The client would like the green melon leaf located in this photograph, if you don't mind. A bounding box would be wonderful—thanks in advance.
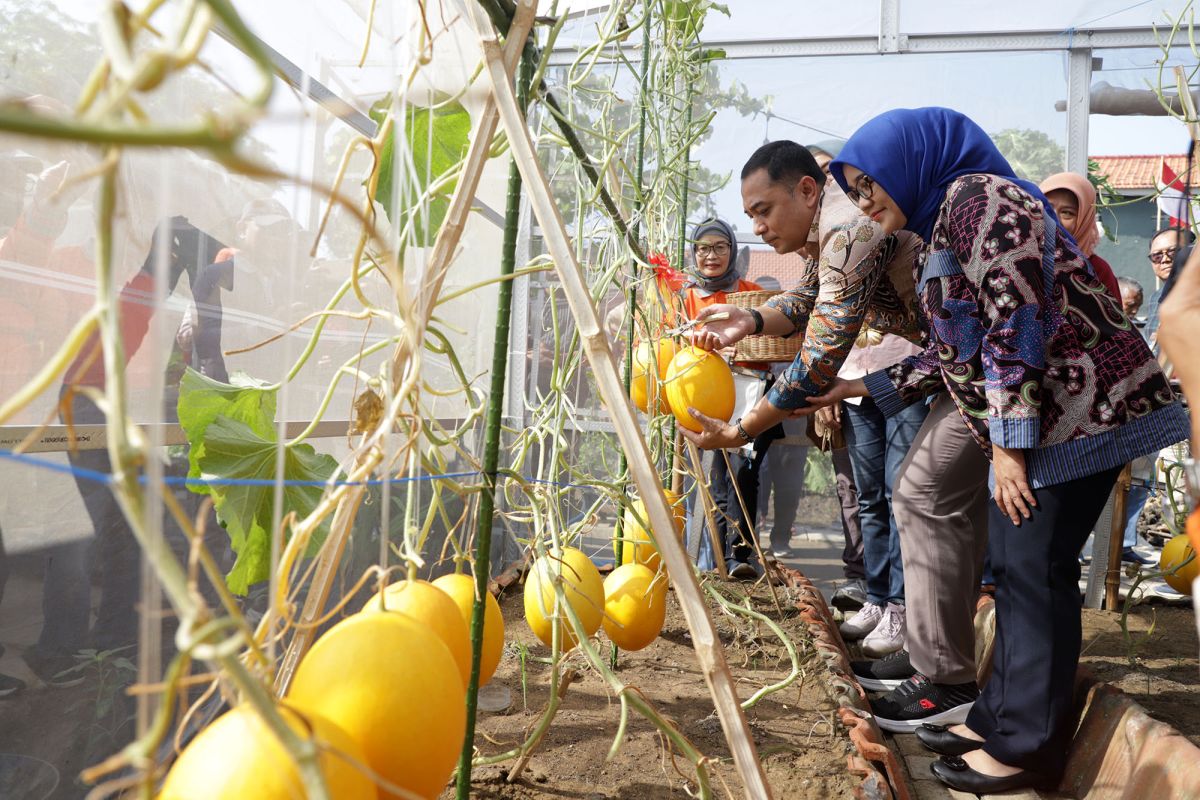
[176,368,277,495]
[195,416,339,594]
[368,97,472,245]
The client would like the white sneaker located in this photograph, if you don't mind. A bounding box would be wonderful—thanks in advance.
[839,602,884,640]
[862,602,906,658]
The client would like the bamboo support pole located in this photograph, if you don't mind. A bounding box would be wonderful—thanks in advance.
[719,450,784,616]
[271,0,535,705]
[1105,463,1133,611]
[416,1,535,328]
[455,4,536,795]
[688,440,728,580]
[273,483,367,693]
[613,0,654,603]
[476,22,772,799]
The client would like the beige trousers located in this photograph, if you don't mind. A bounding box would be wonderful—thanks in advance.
[893,393,991,684]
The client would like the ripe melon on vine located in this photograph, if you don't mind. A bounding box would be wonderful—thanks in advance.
[431,572,505,686]
[663,346,735,432]
[630,338,679,414]
[1160,533,1199,594]
[359,579,471,687]
[615,492,686,572]
[159,704,377,800]
[287,612,465,800]
[524,546,604,649]
[603,563,668,651]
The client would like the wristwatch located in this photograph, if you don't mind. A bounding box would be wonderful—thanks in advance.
[734,417,754,443]
[749,308,764,335]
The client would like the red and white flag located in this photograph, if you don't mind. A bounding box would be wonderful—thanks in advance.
[1156,159,1192,228]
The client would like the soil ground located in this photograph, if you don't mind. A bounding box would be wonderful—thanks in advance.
[0,517,1194,798]
[450,576,862,800]
[1077,602,1200,746]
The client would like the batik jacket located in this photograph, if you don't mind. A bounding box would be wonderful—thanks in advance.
[863,173,1188,487]
[763,178,925,408]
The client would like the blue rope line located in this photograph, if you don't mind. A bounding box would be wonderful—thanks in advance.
[0,448,602,492]
[0,448,483,489]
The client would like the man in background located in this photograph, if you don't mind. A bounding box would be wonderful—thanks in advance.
[1144,227,1194,346]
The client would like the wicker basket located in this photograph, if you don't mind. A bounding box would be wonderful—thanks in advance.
[727,290,801,362]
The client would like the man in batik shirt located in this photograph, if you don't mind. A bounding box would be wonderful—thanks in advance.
[683,140,923,444]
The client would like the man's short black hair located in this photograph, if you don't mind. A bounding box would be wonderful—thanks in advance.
[740,140,826,189]
[1151,226,1195,246]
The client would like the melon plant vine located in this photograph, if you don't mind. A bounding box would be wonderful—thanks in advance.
[0,0,797,797]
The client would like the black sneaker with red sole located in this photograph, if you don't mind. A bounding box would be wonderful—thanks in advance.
[870,674,979,732]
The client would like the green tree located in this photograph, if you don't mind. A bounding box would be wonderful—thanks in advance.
[990,128,1066,183]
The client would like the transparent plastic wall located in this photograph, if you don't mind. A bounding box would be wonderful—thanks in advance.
[0,1,509,795]
[691,49,1070,247]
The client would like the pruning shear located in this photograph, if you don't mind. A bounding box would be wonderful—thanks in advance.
[662,311,731,338]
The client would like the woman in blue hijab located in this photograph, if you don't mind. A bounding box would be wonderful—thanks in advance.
[805,108,1189,792]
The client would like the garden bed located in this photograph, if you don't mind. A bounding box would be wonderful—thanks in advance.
[455,574,866,799]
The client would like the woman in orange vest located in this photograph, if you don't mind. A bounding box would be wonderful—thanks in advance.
[680,218,778,578]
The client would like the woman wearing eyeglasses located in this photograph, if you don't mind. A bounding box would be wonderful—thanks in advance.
[808,107,1189,793]
[679,218,775,579]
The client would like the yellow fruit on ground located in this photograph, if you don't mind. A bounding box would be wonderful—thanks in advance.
[431,572,505,686]
[524,547,605,649]
[603,563,668,651]
[1160,533,1199,594]
[159,704,377,800]
[664,345,735,432]
[630,339,679,414]
[615,492,686,571]
[288,613,465,800]
[359,579,471,687]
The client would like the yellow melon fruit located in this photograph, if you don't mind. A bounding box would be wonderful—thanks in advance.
[359,579,471,687]
[288,613,465,800]
[602,563,668,651]
[615,492,686,572]
[630,338,679,414]
[431,572,505,686]
[524,547,605,650]
[1160,533,1199,594]
[663,346,735,432]
[159,704,377,800]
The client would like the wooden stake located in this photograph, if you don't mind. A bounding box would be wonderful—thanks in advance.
[719,448,784,618]
[687,439,728,580]
[273,2,536,696]
[1104,464,1132,611]
[475,21,772,799]
[416,0,535,328]
[274,483,366,694]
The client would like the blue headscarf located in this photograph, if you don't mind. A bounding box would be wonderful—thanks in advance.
[829,107,1059,243]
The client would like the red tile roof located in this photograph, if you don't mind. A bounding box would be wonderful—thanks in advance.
[743,248,808,291]
[1090,155,1199,191]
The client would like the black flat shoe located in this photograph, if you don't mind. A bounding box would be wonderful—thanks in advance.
[914,724,982,756]
[930,755,1047,793]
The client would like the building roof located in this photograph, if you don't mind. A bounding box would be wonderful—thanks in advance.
[1090,154,1199,191]
[742,248,808,291]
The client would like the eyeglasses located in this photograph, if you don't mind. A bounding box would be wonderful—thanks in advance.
[1149,247,1178,264]
[695,243,731,258]
[845,173,876,205]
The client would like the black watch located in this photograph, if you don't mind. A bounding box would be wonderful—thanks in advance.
[749,308,764,335]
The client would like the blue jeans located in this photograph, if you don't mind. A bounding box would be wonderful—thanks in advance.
[1123,484,1149,549]
[842,397,928,606]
